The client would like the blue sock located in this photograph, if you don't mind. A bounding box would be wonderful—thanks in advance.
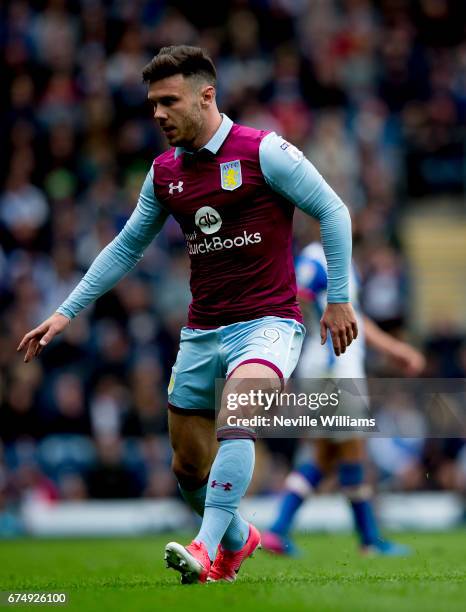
[179,483,250,552]
[271,462,322,537]
[220,512,249,552]
[195,439,254,560]
[179,483,207,517]
[339,462,380,546]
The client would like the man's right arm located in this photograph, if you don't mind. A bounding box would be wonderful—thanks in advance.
[18,168,168,361]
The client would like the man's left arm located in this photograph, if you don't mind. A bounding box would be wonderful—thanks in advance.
[260,132,357,355]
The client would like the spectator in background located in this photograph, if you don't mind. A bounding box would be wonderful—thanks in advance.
[12,461,59,505]
[85,435,141,499]
[0,153,49,253]
[58,471,88,501]
[46,372,91,435]
[1,362,44,443]
[360,245,408,335]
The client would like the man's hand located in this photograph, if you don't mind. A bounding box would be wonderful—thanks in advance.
[320,303,358,356]
[362,315,425,376]
[389,343,426,376]
[17,312,71,363]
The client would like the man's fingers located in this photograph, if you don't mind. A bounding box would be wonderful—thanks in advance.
[34,344,45,359]
[320,320,327,345]
[18,323,56,352]
[338,328,347,354]
[24,338,39,363]
[17,332,35,352]
[331,329,342,356]
[26,339,38,362]
[332,327,349,355]
[39,328,56,346]
[321,304,358,357]
[345,325,353,346]
[17,325,48,351]
[18,315,68,360]
[25,336,48,362]
[34,339,45,356]
[17,330,38,351]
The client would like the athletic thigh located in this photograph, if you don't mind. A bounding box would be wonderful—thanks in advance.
[217,362,282,434]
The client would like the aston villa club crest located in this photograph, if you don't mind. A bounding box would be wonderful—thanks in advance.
[220,160,242,191]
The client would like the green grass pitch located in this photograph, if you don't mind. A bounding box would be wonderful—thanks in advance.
[0,531,465,611]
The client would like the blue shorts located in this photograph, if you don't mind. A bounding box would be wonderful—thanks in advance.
[168,316,306,411]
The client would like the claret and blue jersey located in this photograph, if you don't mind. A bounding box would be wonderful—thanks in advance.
[57,115,352,330]
[153,119,300,327]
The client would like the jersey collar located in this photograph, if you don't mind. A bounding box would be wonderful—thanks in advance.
[174,114,233,159]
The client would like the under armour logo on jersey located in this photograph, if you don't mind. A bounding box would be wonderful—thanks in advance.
[168,181,184,194]
[211,480,233,491]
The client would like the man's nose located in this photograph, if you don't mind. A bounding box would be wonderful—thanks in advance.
[154,106,168,121]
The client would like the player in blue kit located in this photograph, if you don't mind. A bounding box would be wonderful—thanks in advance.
[17,46,358,584]
[263,240,425,556]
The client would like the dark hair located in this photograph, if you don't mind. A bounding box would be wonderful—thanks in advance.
[142,46,216,85]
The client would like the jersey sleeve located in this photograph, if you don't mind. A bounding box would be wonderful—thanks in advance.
[57,168,169,319]
[259,132,351,303]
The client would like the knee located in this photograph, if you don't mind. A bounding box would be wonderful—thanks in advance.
[171,451,211,489]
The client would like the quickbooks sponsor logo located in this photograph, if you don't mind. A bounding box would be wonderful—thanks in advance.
[187,231,262,255]
[195,206,222,235]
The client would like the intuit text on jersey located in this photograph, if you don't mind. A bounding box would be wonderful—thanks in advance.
[185,231,262,255]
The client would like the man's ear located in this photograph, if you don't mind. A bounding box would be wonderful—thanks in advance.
[200,85,216,108]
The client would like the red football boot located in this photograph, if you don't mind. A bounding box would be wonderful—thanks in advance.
[165,540,211,584]
[208,524,261,583]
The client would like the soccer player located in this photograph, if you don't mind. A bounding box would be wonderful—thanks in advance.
[17,46,358,584]
[262,238,425,556]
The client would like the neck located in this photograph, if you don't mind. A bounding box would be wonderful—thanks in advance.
[191,110,223,151]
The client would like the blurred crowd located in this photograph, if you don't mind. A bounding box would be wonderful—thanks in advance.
[1,0,466,533]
